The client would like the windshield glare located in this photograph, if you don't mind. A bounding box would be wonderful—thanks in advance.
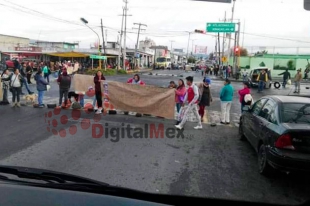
[156,58,167,62]
[281,103,310,123]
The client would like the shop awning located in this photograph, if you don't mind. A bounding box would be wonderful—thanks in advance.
[46,51,89,58]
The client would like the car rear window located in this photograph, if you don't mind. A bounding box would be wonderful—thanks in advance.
[281,103,310,123]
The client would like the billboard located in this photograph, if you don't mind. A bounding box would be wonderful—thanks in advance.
[195,46,208,54]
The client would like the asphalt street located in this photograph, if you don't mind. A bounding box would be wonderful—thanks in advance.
[0,70,309,205]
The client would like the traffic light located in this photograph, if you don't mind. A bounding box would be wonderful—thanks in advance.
[194,29,206,34]
[99,45,102,52]
[234,47,240,56]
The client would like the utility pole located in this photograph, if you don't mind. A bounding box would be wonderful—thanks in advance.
[227,0,236,68]
[222,11,226,66]
[100,19,106,70]
[186,32,191,61]
[123,0,129,71]
[191,39,197,55]
[118,7,125,70]
[237,22,241,69]
[242,19,245,47]
[169,40,175,52]
[133,23,147,68]
[218,33,221,66]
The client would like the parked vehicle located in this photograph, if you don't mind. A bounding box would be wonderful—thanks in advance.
[247,67,272,89]
[239,95,310,176]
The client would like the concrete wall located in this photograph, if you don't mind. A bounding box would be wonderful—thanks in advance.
[230,56,310,77]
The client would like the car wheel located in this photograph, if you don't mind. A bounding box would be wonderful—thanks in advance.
[239,121,246,141]
[274,82,281,89]
[258,144,274,176]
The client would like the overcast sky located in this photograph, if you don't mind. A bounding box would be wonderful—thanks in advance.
[0,0,310,54]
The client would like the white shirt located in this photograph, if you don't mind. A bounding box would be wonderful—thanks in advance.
[183,84,199,105]
[11,74,21,87]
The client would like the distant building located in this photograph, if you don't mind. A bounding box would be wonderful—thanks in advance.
[34,40,79,52]
[0,34,30,51]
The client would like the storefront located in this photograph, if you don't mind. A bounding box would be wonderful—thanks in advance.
[1,46,43,61]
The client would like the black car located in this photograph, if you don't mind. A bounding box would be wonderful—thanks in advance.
[239,95,310,176]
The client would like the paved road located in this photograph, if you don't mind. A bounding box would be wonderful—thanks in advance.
[0,71,309,205]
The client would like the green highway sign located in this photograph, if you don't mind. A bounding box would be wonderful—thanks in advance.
[206,23,235,33]
[89,55,107,60]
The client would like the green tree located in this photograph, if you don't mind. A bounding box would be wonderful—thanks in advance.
[240,48,248,56]
[255,50,268,57]
[187,56,196,63]
[287,60,294,70]
[259,62,266,67]
[208,53,214,60]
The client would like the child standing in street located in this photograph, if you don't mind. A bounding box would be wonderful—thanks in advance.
[175,76,202,130]
[198,78,212,122]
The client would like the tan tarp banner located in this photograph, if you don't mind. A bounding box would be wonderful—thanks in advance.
[73,74,175,119]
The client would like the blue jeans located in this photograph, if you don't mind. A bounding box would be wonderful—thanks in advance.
[258,81,265,92]
[21,77,32,93]
[44,73,49,83]
[282,79,287,88]
[243,76,247,82]
[176,103,181,113]
[38,90,45,105]
[79,95,84,107]
[93,97,97,107]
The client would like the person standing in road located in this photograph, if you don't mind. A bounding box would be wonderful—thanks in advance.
[278,69,291,88]
[57,70,71,108]
[198,78,212,122]
[34,70,49,108]
[220,79,234,124]
[20,63,34,95]
[10,68,23,107]
[175,79,186,115]
[175,76,202,130]
[1,69,10,105]
[238,82,251,113]
[242,69,248,82]
[26,62,33,84]
[168,81,177,89]
[294,69,303,93]
[304,68,309,80]
[94,71,106,114]
[257,69,268,93]
[42,62,50,83]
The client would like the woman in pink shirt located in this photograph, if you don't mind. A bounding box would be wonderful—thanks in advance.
[175,79,186,113]
[238,82,251,113]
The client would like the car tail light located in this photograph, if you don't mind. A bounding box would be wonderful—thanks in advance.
[275,134,295,150]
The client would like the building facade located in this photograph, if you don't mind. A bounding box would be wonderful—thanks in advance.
[0,34,30,51]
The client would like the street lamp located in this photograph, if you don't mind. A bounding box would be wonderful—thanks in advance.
[80,17,101,69]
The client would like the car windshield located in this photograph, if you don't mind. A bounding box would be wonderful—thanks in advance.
[1,0,310,205]
[281,103,310,123]
[156,58,166,62]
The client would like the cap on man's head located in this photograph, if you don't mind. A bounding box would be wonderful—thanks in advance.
[204,78,211,84]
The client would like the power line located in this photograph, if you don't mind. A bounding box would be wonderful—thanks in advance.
[242,32,310,44]
[0,0,83,26]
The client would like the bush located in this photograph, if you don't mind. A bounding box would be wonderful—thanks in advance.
[116,69,128,75]
[85,69,116,76]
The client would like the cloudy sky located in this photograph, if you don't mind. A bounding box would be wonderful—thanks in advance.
[0,0,310,54]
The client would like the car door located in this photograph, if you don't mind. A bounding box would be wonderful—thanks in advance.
[255,100,278,151]
[245,98,268,147]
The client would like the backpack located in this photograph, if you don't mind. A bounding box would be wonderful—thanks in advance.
[243,94,253,105]
[72,102,82,110]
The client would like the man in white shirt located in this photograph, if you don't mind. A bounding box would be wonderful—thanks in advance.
[175,76,202,130]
